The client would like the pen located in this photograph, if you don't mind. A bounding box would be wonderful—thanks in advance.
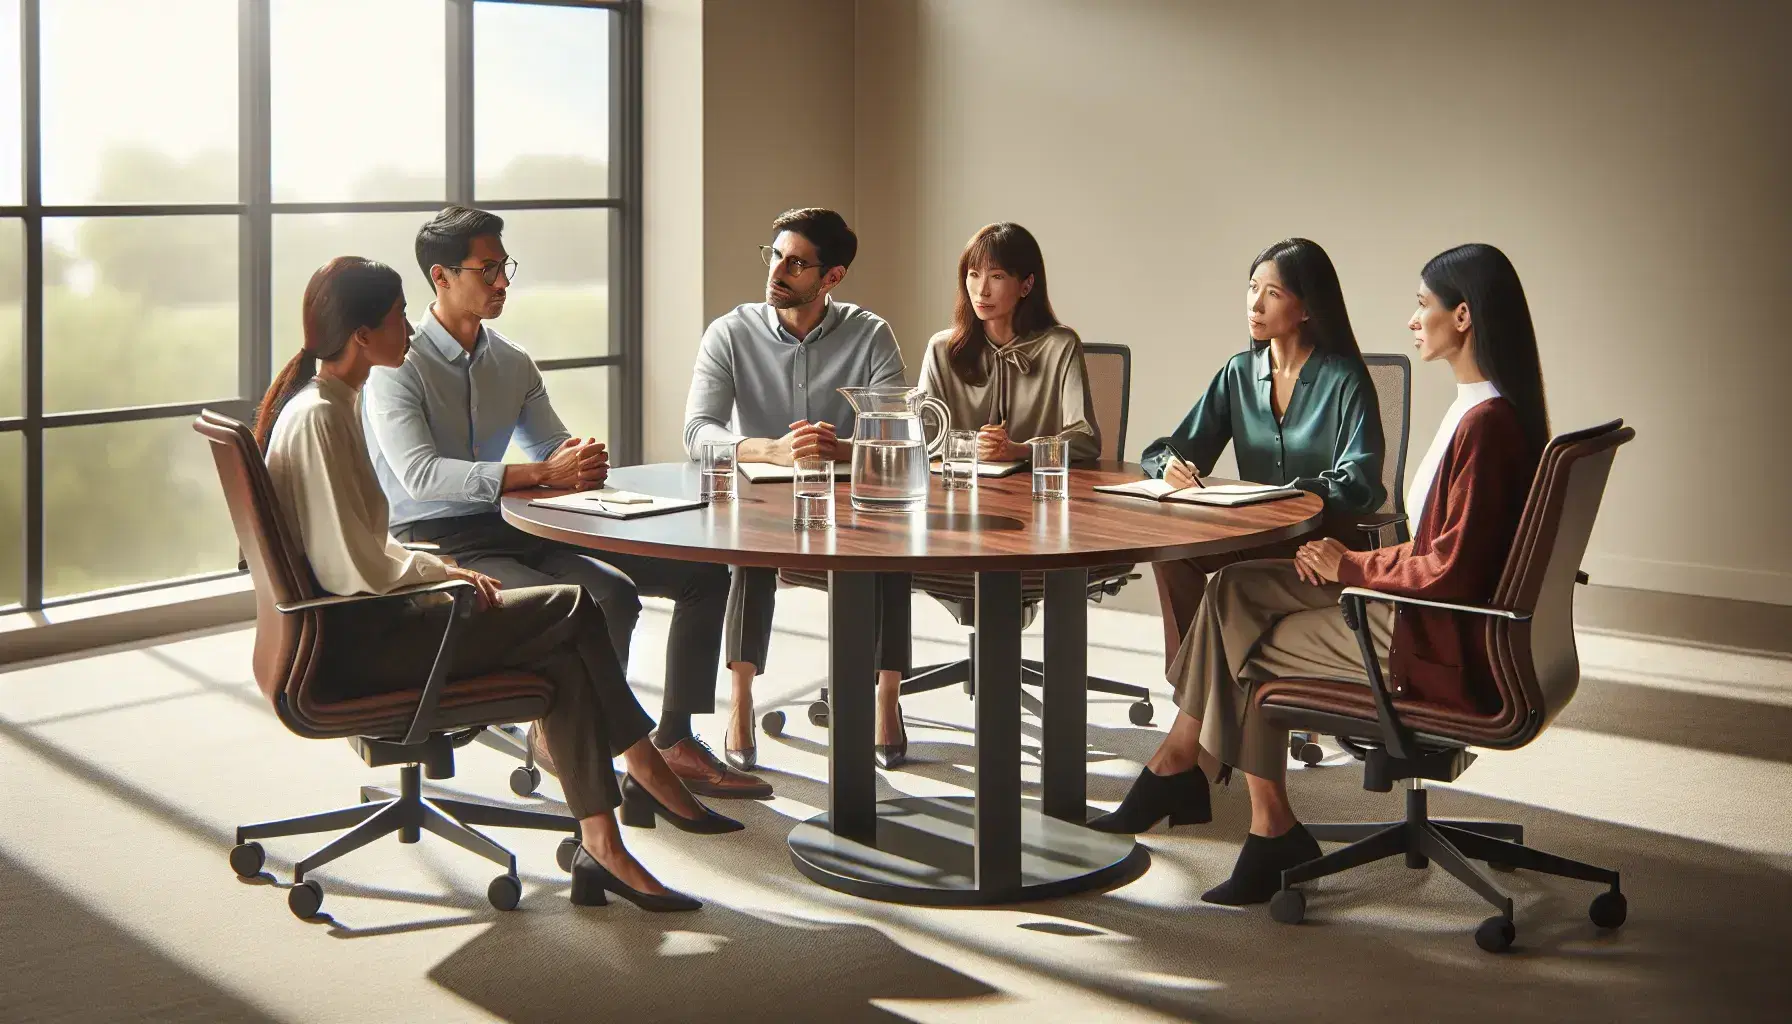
[1168,451,1205,488]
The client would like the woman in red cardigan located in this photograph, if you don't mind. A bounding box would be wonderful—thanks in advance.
[1090,243,1551,906]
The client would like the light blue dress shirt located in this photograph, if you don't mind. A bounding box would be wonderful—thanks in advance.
[362,309,571,528]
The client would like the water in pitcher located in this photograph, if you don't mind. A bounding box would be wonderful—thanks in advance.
[851,411,929,513]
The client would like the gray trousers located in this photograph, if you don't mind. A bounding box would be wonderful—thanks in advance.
[395,513,742,721]
[1168,559,1393,783]
[316,584,651,818]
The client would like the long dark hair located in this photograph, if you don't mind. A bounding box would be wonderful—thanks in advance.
[1247,238,1363,361]
[946,222,1060,385]
[1420,243,1551,458]
[253,257,405,452]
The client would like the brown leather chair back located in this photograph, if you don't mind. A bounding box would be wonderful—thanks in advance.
[193,409,322,727]
[1081,343,1130,462]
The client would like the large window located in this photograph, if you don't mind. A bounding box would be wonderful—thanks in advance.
[0,0,642,612]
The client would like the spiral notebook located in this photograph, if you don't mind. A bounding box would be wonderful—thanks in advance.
[528,488,706,519]
[738,461,850,484]
[1093,478,1305,507]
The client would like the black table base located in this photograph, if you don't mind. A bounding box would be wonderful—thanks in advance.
[794,567,1139,905]
[788,796,1148,906]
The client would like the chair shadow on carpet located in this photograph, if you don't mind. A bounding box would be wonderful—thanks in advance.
[428,902,995,1024]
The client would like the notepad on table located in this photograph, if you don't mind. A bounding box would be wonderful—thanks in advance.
[928,459,1028,478]
[738,461,850,483]
[529,488,706,519]
[1093,478,1305,507]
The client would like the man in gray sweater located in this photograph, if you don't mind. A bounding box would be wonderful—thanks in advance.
[682,208,907,770]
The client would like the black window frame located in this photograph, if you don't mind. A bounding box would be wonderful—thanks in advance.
[0,0,643,613]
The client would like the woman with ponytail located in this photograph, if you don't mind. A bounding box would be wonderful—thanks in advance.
[1092,244,1549,912]
[259,257,741,913]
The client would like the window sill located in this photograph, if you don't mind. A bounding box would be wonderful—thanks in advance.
[0,575,255,669]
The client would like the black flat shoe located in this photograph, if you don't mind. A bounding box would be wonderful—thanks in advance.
[619,774,745,834]
[1087,765,1212,833]
[874,712,908,770]
[1200,823,1323,906]
[569,845,701,912]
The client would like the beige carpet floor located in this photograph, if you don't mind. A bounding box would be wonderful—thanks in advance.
[2,587,1789,1023]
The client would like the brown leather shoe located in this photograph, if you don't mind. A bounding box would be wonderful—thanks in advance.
[655,735,773,799]
[527,724,558,778]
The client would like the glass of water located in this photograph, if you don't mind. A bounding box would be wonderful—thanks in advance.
[792,457,835,529]
[942,429,979,491]
[1030,435,1069,501]
[700,439,738,501]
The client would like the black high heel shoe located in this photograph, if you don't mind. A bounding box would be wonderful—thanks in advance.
[1200,824,1322,906]
[875,710,908,770]
[1087,765,1212,833]
[619,774,745,834]
[568,845,701,912]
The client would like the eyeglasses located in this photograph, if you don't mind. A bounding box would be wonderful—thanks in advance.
[444,258,519,286]
[759,245,822,275]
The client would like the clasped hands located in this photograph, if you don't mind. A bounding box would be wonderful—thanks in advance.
[975,422,1030,462]
[540,436,609,490]
[769,419,846,465]
[1292,536,1348,586]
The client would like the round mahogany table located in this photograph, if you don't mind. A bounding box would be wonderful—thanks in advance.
[502,461,1323,905]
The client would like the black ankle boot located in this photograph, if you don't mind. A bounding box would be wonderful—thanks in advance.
[1087,765,1212,834]
[1200,823,1322,906]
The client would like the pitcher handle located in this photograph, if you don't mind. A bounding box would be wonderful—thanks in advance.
[918,395,952,458]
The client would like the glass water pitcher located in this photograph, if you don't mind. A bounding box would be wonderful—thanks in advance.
[838,386,951,513]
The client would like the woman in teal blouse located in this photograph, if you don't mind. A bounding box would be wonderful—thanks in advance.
[1141,238,1386,668]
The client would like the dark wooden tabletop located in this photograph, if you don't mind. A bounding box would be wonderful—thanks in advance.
[499,461,1323,571]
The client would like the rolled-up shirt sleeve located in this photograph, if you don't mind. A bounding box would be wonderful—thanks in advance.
[683,322,744,460]
[363,367,506,503]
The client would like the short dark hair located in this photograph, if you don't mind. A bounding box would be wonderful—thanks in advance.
[416,205,505,282]
[770,208,857,270]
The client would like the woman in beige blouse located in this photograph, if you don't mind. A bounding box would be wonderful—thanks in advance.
[256,257,737,913]
[860,223,1101,766]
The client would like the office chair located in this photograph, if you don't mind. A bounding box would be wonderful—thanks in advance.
[765,341,1152,742]
[195,411,580,920]
[1290,352,1412,765]
[1256,420,1634,952]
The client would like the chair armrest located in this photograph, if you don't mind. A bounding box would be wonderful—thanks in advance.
[274,578,471,614]
[400,541,440,553]
[1339,586,1531,621]
[1354,513,1407,548]
[276,579,476,745]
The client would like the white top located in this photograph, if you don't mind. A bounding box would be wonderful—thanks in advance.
[1406,380,1502,527]
[266,375,453,596]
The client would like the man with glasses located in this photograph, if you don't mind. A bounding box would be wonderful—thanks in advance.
[682,207,906,771]
[363,205,772,800]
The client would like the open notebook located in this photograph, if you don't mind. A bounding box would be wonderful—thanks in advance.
[1093,478,1306,507]
[528,487,706,520]
[928,459,1028,478]
[738,462,850,484]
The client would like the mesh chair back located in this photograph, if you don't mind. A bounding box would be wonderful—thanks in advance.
[1082,342,1130,461]
[1361,353,1411,531]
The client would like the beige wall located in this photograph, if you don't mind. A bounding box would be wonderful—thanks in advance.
[845,0,1792,604]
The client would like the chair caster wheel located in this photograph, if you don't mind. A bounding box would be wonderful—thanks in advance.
[488,874,522,912]
[1475,915,1515,953]
[762,710,786,737]
[229,842,265,879]
[1487,861,1517,873]
[1128,700,1154,727]
[289,879,324,920]
[1294,741,1325,766]
[1270,888,1306,925]
[807,700,830,728]
[510,765,542,797]
[1589,889,1627,929]
[557,836,579,873]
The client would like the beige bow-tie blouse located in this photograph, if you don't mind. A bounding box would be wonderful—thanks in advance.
[917,325,1102,462]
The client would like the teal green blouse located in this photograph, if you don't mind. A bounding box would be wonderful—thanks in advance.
[1140,346,1386,515]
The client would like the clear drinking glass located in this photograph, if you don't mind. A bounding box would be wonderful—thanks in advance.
[1031,435,1069,501]
[942,429,979,491]
[792,457,835,529]
[700,439,738,501]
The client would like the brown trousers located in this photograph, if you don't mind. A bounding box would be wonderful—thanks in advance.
[317,584,652,818]
[1152,537,1307,672]
[1166,559,1393,782]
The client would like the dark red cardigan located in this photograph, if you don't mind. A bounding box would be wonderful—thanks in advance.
[1337,397,1536,713]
